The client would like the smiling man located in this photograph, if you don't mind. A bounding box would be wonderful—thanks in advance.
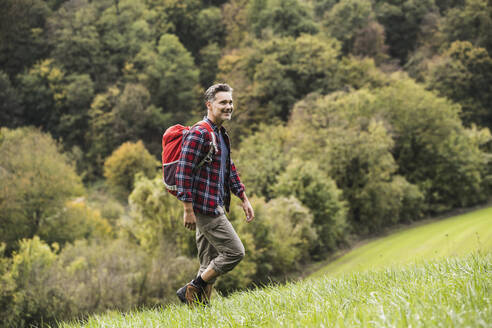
[175,83,254,305]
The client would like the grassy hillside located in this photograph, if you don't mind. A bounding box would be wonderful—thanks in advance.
[60,208,492,328]
[61,252,491,327]
[311,206,492,278]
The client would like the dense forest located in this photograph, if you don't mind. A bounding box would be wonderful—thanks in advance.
[1,0,491,326]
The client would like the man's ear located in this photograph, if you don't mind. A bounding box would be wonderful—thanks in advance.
[205,101,211,111]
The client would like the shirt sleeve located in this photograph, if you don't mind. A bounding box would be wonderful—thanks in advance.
[229,159,246,200]
[176,127,208,202]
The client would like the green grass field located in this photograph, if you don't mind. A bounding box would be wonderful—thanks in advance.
[60,207,492,328]
[311,206,492,278]
[61,253,491,327]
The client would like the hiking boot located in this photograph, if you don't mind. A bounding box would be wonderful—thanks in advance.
[176,282,203,305]
[203,283,214,304]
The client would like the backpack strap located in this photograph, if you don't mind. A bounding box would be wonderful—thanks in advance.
[195,120,218,170]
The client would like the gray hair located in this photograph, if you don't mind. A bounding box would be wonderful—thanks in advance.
[204,83,233,104]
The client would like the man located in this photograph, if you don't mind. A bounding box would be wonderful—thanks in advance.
[175,83,254,305]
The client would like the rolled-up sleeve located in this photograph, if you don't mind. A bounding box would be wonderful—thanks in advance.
[229,159,245,199]
[176,128,207,202]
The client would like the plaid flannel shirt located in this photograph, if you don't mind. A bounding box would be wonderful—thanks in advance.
[176,118,245,216]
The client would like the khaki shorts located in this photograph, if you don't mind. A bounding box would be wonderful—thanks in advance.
[195,206,245,283]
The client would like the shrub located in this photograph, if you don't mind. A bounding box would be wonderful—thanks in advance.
[273,159,348,254]
[103,140,159,198]
[0,127,84,253]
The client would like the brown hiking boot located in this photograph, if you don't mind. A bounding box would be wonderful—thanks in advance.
[176,282,203,305]
[203,283,214,304]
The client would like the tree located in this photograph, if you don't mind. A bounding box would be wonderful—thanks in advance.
[0,0,51,78]
[0,71,23,128]
[273,159,347,255]
[249,0,319,38]
[133,33,200,123]
[426,41,492,129]
[17,60,95,149]
[375,0,438,63]
[288,89,424,233]
[324,0,374,53]
[103,141,159,198]
[236,125,290,199]
[375,76,490,211]
[0,127,84,253]
[441,0,492,54]
[127,175,195,255]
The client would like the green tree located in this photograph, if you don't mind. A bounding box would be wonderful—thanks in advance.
[127,175,195,256]
[426,41,492,129]
[441,0,492,54]
[133,34,200,123]
[273,160,348,255]
[17,60,95,149]
[0,0,51,78]
[0,71,23,128]
[103,141,159,198]
[0,127,84,253]
[375,76,491,211]
[375,0,438,63]
[236,125,290,199]
[324,0,374,53]
[288,89,424,233]
[249,0,319,38]
[38,200,113,247]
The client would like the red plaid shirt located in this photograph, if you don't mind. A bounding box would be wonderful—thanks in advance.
[176,118,245,216]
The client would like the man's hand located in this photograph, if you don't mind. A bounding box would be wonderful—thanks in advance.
[183,202,196,230]
[241,193,254,223]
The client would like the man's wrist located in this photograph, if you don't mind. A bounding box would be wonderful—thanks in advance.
[182,201,194,212]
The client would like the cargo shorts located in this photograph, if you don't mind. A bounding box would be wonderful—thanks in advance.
[195,206,245,283]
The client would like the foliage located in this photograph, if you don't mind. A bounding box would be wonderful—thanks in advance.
[0,71,22,128]
[441,0,492,54]
[323,0,374,53]
[0,0,51,78]
[133,33,200,123]
[1,237,63,328]
[248,0,319,38]
[375,76,491,211]
[236,124,290,199]
[273,159,347,254]
[0,127,84,254]
[127,175,194,255]
[426,41,492,130]
[374,0,438,63]
[103,141,159,198]
[38,200,113,247]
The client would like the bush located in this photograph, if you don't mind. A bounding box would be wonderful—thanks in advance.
[127,175,194,255]
[273,159,347,254]
[1,237,66,328]
[103,140,159,198]
[38,200,113,246]
[0,127,84,254]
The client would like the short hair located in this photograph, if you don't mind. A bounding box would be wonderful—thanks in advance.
[204,83,233,104]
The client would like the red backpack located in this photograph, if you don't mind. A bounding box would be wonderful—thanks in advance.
[162,120,217,196]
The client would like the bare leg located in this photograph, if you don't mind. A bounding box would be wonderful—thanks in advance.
[201,267,219,282]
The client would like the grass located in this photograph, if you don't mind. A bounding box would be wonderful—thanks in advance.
[60,252,491,327]
[311,206,492,278]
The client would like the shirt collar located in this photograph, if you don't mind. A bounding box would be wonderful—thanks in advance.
[203,116,221,132]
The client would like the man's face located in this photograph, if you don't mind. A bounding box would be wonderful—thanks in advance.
[207,91,234,124]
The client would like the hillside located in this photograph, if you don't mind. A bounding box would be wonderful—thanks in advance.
[311,206,492,278]
[61,252,491,327]
[60,208,492,327]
